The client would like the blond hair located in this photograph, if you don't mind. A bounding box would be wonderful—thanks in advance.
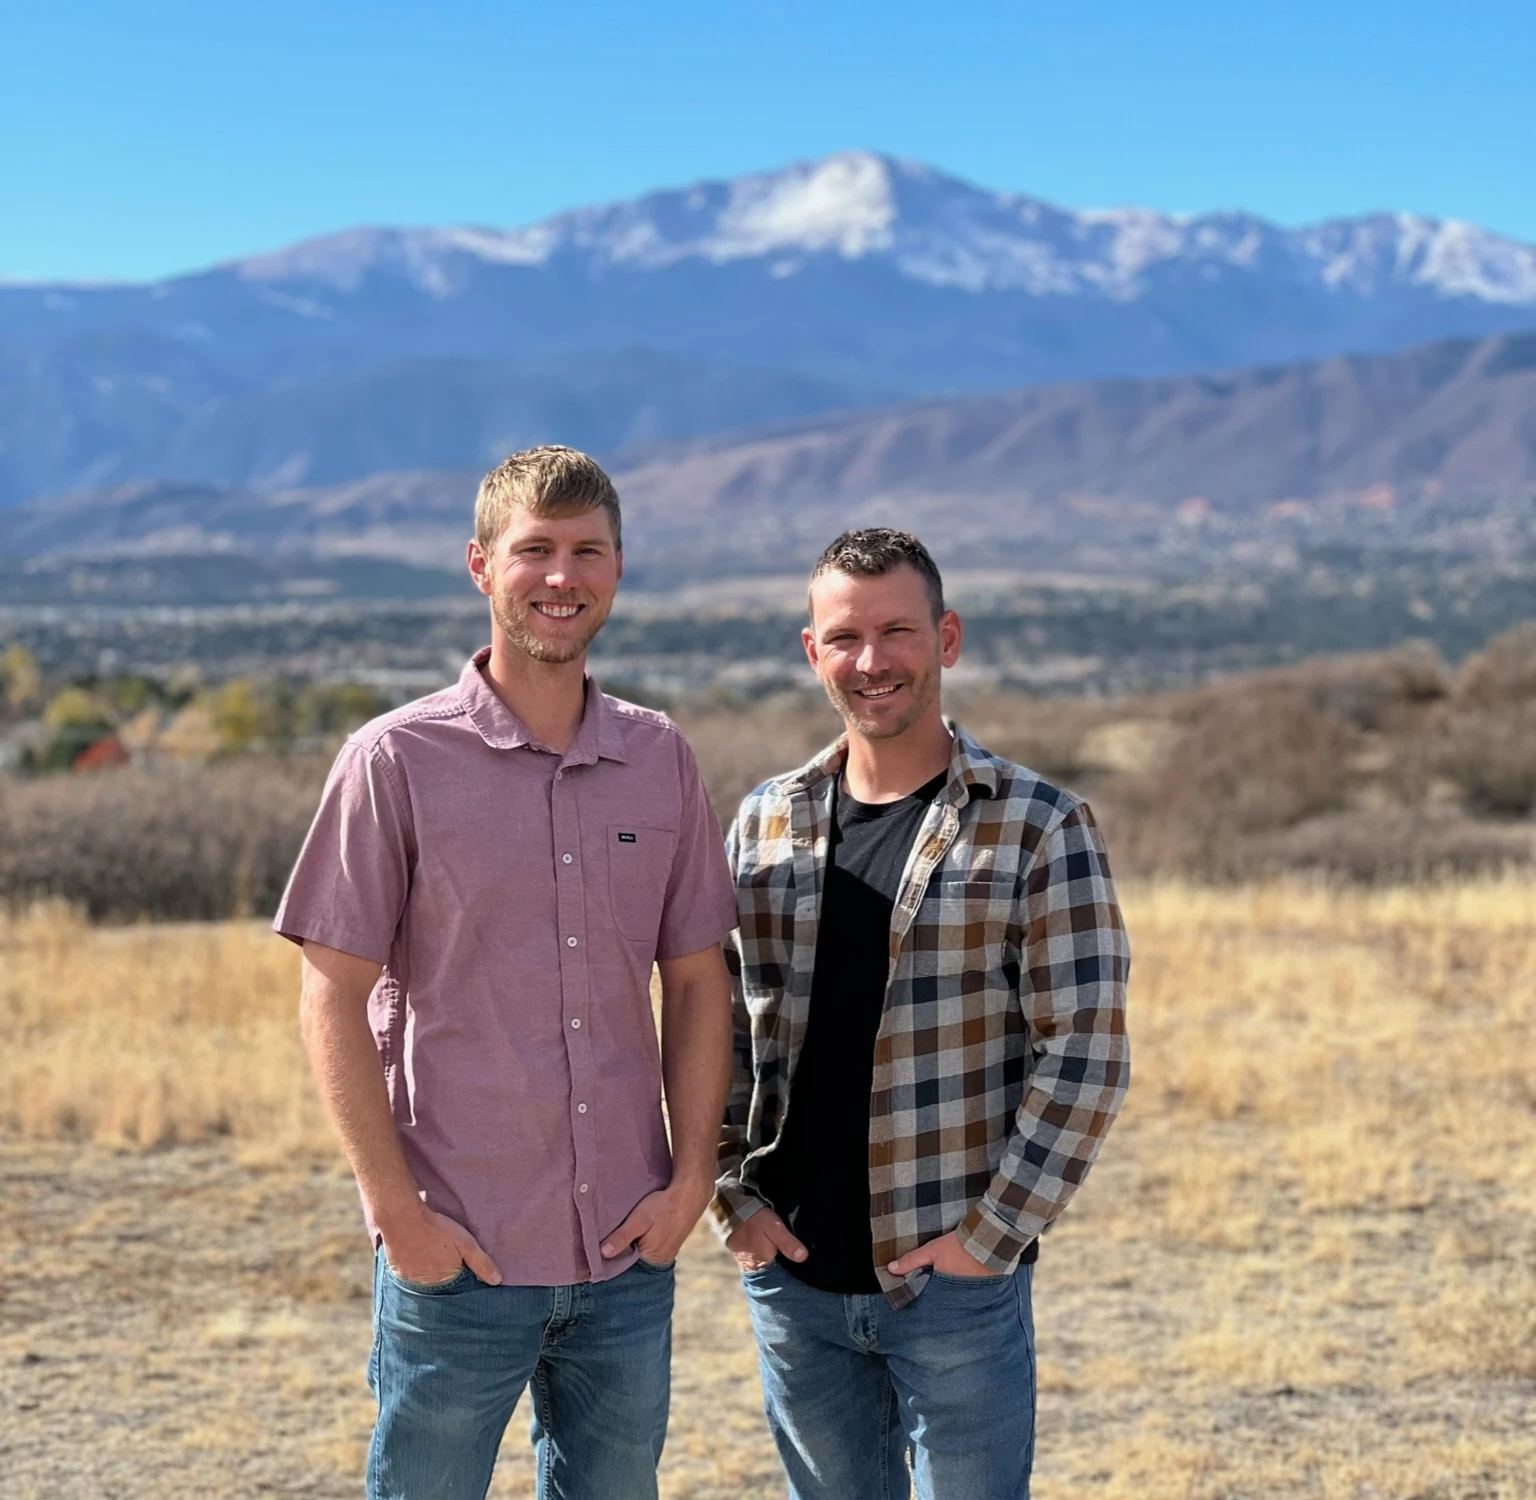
[473,446,623,553]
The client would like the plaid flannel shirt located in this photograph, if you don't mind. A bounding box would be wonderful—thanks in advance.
[711,725,1130,1307]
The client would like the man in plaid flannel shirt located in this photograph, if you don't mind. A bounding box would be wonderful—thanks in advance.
[712,529,1130,1500]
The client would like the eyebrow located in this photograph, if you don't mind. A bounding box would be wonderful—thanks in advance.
[509,533,613,548]
[819,614,924,637]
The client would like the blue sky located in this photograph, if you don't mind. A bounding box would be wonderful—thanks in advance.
[3,0,1532,281]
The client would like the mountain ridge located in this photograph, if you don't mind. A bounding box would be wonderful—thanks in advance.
[4,331,1531,598]
[3,151,1535,508]
[18,152,1536,306]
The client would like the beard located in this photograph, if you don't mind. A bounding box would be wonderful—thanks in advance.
[822,661,940,740]
[491,589,608,665]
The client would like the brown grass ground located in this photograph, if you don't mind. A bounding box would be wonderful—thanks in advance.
[1,880,1533,1498]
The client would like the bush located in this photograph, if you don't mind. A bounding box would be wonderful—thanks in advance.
[1108,682,1354,875]
[1298,641,1449,731]
[1431,705,1536,816]
[0,759,328,920]
[1230,808,1534,883]
[950,694,1121,783]
[1457,622,1536,707]
[675,695,841,828]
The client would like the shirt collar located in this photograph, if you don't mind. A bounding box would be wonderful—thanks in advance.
[459,647,629,764]
[781,720,1000,804]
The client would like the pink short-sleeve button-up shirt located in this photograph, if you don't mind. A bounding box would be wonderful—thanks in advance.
[274,649,737,1285]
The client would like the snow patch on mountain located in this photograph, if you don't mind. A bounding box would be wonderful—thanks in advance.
[1297,214,1536,304]
[233,223,555,297]
[711,151,898,260]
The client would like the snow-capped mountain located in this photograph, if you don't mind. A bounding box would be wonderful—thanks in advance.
[230,151,1536,305]
[2,151,1534,506]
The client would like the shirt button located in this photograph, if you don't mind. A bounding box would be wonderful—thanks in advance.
[577,1103,588,1114]
[571,1018,581,1029]
[567,936,578,947]
[579,1183,589,1194]
[555,770,563,781]
[562,853,573,864]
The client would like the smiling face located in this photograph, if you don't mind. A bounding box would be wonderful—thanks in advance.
[803,563,962,742]
[467,505,622,665]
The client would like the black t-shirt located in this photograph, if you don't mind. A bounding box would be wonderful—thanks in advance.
[757,769,947,1294]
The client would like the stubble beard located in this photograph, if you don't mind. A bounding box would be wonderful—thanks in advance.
[824,662,939,741]
[491,590,607,666]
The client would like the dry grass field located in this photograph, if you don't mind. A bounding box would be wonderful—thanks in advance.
[2,878,1533,1498]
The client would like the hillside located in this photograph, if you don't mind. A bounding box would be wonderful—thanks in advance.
[3,332,1532,593]
[616,331,1536,576]
[2,152,1535,502]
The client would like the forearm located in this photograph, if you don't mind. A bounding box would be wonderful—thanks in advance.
[659,948,733,1191]
[957,800,1131,1268]
[956,1044,1129,1267]
[299,949,421,1231]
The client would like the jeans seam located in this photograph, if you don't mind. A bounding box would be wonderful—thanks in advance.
[368,1253,383,1392]
[366,1262,387,1498]
[877,1378,896,1499]
[535,1359,555,1498]
[1016,1268,1037,1479]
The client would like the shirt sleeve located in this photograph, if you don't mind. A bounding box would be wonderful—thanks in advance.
[272,739,414,965]
[654,733,738,961]
[956,799,1131,1271]
[709,806,768,1238]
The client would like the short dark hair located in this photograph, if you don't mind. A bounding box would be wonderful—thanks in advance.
[809,528,946,621]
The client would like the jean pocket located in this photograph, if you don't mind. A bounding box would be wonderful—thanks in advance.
[383,1260,476,1296]
[927,1268,1011,1288]
[634,1257,676,1274]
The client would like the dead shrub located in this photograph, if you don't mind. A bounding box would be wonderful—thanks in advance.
[1234,807,1534,883]
[1109,683,1353,875]
[947,694,1126,785]
[0,759,327,920]
[1456,621,1536,707]
[1430,704,1536,816]
[1293,640,1449,731]
[674,694,840,827]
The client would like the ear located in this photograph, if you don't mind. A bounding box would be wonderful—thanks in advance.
[801,625,820,672]
[466,537,493,598]
[938,610,962,668]
[615,548,624,585]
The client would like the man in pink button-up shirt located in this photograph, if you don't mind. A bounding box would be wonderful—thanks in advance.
[275,447,737,1500]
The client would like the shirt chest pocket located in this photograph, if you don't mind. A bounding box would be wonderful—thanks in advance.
[606,824,679,943]
[926,868,1014,948]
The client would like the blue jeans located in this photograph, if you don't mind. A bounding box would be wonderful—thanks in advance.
[743,1260,1036,1500]
[367,1252,674,1500]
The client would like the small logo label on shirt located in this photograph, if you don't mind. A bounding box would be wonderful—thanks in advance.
[617,832,637,843]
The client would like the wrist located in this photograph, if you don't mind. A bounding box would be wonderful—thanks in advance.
[371,1193,428,1239]
[669,1165,717,1201]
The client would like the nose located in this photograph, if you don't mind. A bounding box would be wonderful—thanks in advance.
[855,640,886,676]
[544,558,573,589]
